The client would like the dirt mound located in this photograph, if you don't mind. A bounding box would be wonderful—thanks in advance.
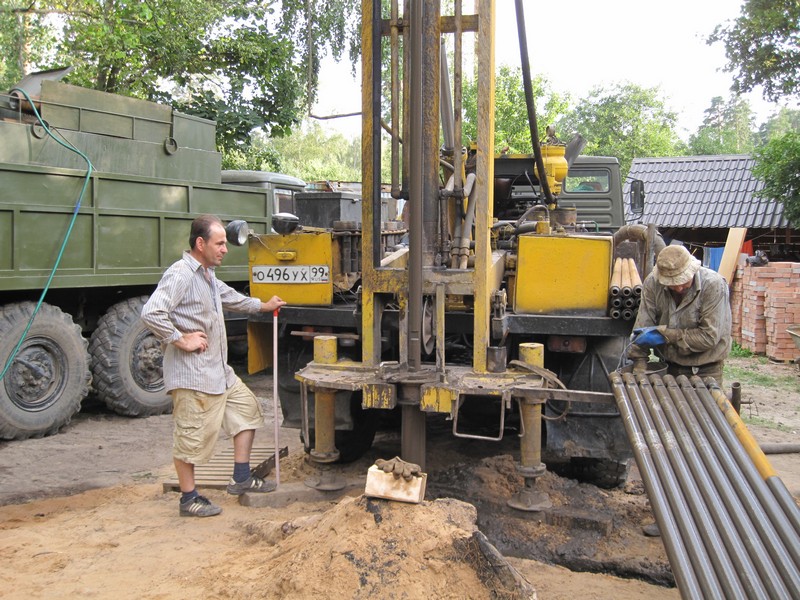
[204,495,529,599]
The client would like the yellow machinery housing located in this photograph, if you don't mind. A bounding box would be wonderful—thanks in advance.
[514,234,613,315]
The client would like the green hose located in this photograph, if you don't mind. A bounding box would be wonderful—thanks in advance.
[0,87,94,383]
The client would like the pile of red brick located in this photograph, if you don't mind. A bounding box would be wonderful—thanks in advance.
[731,261,800,362]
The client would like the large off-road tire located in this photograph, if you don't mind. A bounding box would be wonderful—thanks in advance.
[0,302,90,440]
[89,296,171,417]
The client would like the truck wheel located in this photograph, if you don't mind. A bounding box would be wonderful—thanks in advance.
[89,296,171,417]
[0,302,90,440]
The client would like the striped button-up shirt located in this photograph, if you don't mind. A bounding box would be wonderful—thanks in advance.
[141,251,261,394]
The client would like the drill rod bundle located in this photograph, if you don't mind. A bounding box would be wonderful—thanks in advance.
[609,257,642,320]
[609,372,800,599]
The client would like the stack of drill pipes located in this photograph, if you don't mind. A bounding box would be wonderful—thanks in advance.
[690,377,800,582]
[608,371,703,597]
[705,379,800,538]
[681,376,800,597]
[652,376,770,597]
[621,372,724,597]
[628,257,643,297]
[610,256,623,297]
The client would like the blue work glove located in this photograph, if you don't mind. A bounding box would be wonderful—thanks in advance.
[632,326,667,348]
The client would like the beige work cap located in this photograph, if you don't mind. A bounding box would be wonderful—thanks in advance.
[654,245,700,286]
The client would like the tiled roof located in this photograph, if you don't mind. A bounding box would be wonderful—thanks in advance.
[624,155,790,228]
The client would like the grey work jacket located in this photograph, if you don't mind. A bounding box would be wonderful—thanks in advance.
[631,267,732,367]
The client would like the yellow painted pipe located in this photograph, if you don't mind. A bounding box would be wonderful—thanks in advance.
[709,386,777,480]
[518,343,544,469]
[310,335,339,462]
[628,257,642,288]
[610,256,623,295]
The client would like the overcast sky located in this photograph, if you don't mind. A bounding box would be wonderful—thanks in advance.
[313,0,784,141]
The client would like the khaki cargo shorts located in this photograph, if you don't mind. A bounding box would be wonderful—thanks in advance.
[171,377,264,464]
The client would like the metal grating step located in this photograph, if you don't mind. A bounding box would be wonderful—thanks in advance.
[162,446,288,493]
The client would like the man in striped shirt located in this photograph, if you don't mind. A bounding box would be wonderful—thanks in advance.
[142,214,286,517]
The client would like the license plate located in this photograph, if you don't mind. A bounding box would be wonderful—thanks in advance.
[252,265,330,284]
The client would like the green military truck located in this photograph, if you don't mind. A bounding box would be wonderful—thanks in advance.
[0,79,305,440]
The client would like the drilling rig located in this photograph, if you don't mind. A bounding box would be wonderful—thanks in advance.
[240,0,660,500]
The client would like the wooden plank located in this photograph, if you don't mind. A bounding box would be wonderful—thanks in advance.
[718,227,747,284]
[162,446,288,493]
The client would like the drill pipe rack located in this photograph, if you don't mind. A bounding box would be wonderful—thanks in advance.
[609,371,800,599]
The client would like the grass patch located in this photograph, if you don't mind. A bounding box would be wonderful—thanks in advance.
[729,342,754,358]
[724,363,800,392]
[742,415,795,433]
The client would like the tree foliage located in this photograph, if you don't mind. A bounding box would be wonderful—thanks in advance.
[757,107,800,144]
[752,132,800,227]
[252,120,364,182]
[558,83,684,178]
[0,0,361,152]
[462,65,570,154]
[688,95,756,155]
[709,0,800,101]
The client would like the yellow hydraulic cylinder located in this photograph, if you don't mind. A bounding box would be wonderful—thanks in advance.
[518,343,544,469]
[508,342,550,512]
[310,335,339,463]
[314,335,338,365]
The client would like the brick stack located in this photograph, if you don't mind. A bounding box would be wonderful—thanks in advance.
[737,264,768,353]
[732,262,800,361]
[730,265,744,346]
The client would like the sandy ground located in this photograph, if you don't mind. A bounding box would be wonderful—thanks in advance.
[0,357,798,599]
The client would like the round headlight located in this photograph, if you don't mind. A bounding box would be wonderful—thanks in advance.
[225,220,249,246]
[272,212,301,235]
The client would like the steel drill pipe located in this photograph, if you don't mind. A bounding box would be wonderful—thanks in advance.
[628,257,643,297]
[620,257,633,297]
[669,374,790,598]
[610,256,623,296]
[639,376,745,598]
[608,372,703,598]
[692,378,800,572]
[705,378,800,537]
[623,373,724,598]
[680,376,800,598]
[653,377,768,598]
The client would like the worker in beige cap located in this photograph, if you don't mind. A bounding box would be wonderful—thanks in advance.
[629,244,732,385]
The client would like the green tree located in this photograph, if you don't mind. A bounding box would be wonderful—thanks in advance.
[757,107,800,144]
[559,82,684,178]
[0,0,361,151]
[751,132,800,227]
[462,65,570,154]
[709,0,800,101]
[0,2,58,90]
[688,95,756,155]
[255,120,363,182]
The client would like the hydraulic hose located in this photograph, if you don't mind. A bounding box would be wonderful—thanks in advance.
[514,0,554,206]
